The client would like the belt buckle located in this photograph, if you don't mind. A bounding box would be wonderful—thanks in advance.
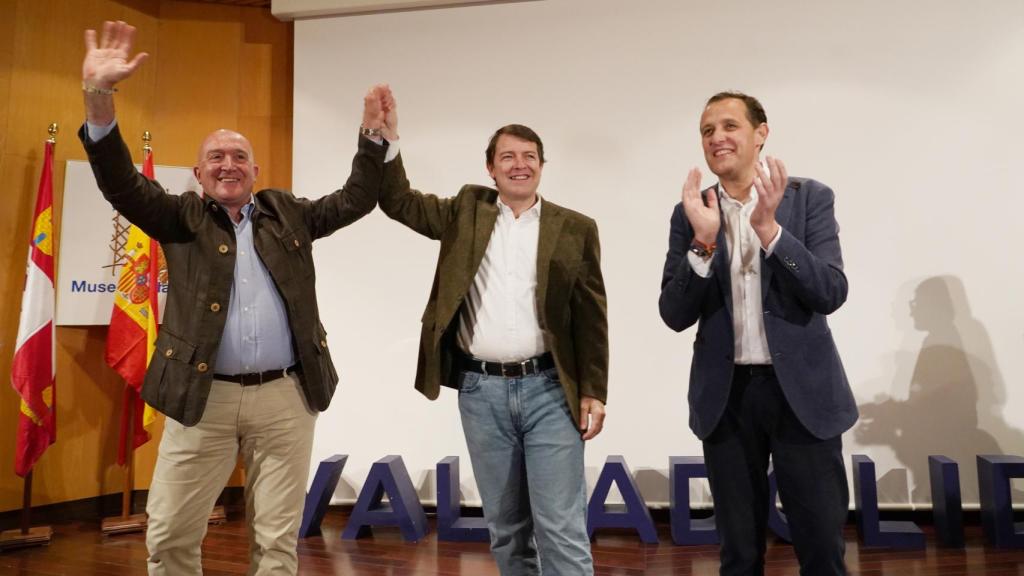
[520,360,532,377]
[242,370,269,386]
[499,360,527,378]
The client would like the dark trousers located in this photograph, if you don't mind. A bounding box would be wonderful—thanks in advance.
[703,366,848,576]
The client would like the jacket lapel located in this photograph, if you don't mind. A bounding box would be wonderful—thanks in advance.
[535,200,565,314]
[436,197,497,337]
[469,199,499,277]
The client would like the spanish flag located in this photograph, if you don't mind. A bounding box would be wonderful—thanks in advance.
[105,147,164,465]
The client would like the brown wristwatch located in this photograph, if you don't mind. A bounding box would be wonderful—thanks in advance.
[689,238,717,261]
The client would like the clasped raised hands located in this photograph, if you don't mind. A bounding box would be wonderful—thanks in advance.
[362,84,399,142]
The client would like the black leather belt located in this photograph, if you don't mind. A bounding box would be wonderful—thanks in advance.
[734,364,775,377]
[459,352,555,378]
[214,366,295,386]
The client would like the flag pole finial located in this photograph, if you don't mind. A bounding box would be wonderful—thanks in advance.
[143,130,151,153]
[47,123,58,144]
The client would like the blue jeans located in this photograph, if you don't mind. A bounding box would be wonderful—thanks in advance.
[458,368,593,576]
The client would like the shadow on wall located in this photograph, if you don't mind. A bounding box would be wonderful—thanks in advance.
[855,275,1023,506]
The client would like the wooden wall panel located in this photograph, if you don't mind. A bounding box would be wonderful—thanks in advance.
[241,4,293,191]
[0,0,163,512]
[0,0,15,158]
[0,154,38,509]
[238,42,275,186]
[152,9,243,164]
[0,1,30,501]
[1,0,293,514]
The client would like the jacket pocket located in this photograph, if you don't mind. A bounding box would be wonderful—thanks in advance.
[312,323,338,393]
[155,329,197,365]
[313,323,327,355]
[151,329,200,423]
[280,228,314,278]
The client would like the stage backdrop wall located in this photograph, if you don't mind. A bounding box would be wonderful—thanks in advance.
[293,0,1024,508]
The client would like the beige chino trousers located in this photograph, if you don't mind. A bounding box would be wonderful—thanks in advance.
[145,373,316,575]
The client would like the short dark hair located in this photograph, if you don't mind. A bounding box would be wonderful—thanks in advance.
[485,124,546,166]
[706,91,767,127]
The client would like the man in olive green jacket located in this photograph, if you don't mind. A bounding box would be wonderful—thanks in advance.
[80,21,388,576]
[373,86,608,576]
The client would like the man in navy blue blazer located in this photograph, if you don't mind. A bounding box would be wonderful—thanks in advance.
[660,92,858,575]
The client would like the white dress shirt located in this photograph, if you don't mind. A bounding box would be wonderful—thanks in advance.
[457,197,546,362]
[688,184,781,364]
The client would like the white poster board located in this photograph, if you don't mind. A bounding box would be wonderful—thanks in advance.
[56,159,197,326]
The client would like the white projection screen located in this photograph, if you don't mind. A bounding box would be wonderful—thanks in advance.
[291,0,1024,509]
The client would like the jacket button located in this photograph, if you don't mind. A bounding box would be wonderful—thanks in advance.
[165,348,173,358]
[218,244,229,254]
[320,340,327,348]
[197,362,209,373]
[294,239,301,247]
[210,302,221,312]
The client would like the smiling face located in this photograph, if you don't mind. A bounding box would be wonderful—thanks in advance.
[487,134,543,204]
[194,129,259,209]
[700,97,767,183]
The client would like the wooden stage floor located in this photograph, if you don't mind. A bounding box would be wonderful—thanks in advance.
[2,510,1023,575]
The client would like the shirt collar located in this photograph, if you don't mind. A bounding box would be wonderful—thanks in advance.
[204,193,256,216]
[716,158,768,210]
[496,195,542,221]
[225,197,256,228]
[717,185,756,212]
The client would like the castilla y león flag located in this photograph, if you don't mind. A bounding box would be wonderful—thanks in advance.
[11,139,57,477]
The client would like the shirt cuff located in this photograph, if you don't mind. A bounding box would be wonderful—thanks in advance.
[384,138,400,163]
[85,118,117,142]
[687,251,713,278]
[762,225,783,257]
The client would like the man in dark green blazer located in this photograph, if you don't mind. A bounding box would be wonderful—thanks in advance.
[373,87,608,575]
[80,21,387,575]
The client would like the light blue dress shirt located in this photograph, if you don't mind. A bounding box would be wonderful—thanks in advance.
[85,119,294,375]
[214,202,295,375]
[85,118,399,375]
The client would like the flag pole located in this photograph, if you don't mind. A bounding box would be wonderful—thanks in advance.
[122,390,135,517]
[20,471,32,534]
[118,130,150,517]
[1,124,58,551]
[102,386,147,534]
[101,129,225,535]
[102,130,153,535]
[1,471,51,550]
